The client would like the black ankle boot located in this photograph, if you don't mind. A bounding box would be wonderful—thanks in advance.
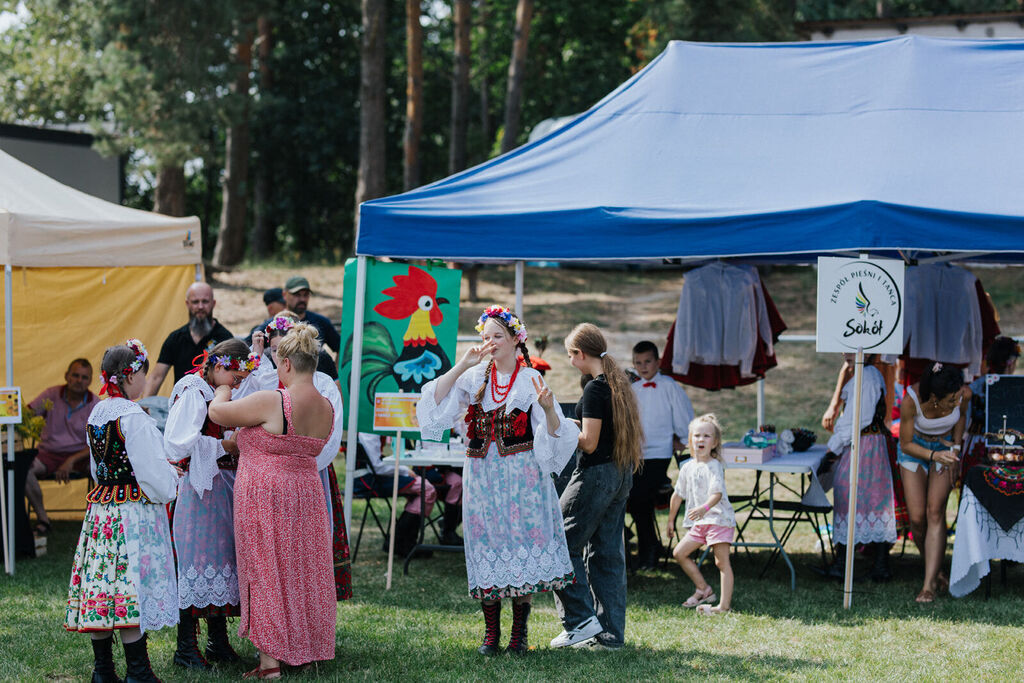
[441,504,463,546]
[204,615,240,663]
[394,511,432,558]
[90,635,122,683]
[870,542,893,583]
[173,610,211,670]
[123,634,160,683]
[506,601,531,654]
[827,543,846,580]
[478,600,502,655]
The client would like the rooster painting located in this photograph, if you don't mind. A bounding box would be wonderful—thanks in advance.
[343,266,453,402]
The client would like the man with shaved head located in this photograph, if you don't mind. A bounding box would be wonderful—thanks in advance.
[144,282,234,396]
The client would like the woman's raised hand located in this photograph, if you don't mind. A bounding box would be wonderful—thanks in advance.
[532,376,554,410]
[460,341,496,368]
[251,330,266,356]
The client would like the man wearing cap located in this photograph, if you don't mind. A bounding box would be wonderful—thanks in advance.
[144,282,234,396]
[245,288,287,344]
[282,275,341,354]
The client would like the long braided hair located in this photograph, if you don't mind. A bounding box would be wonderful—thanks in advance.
[473,313,532,405]
[564,322,643,473]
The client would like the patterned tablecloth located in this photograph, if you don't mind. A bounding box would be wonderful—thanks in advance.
[950,465,1024,597]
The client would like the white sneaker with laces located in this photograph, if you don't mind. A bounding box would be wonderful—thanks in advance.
[549,616,603,648]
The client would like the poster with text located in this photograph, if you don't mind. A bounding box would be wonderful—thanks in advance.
[340,259,461,437]
[816,257,904,354]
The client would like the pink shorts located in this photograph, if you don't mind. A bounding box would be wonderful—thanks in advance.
[684,523,734,547]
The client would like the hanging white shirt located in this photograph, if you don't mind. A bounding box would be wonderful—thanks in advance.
[826,364,885,454]
[672,263,773,377]
[631,372,694,460]
[903,264,983,376]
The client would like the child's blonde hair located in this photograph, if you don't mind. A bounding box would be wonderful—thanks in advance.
[688,413,723,461]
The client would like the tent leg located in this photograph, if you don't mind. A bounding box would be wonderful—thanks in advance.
[514,261,524,317]
[3,264,13,575]
[344,256,368,541]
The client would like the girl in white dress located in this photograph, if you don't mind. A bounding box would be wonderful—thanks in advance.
[417,306,579,655]
[164,337,260,668]
[65,340,180,683]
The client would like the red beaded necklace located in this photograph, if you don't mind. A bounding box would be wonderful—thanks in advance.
[489,361,520,404]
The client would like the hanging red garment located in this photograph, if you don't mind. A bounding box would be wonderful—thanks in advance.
[661,279,787,391]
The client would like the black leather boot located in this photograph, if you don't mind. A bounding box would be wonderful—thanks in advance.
[172,610,211,670]
[441,504,463,546]
[478,600,502,655]
[123,634,160,683]
[870,542,893,583]
[506,601,531,655]
[393,511,431,558]
[204,615,240,663]
[827,543,846,580]
[90,634,122,683]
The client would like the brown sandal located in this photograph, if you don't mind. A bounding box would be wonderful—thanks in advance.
[915,589,935,604]
[243,666,282,679]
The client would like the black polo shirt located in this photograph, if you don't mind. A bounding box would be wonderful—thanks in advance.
[157,320,234,383]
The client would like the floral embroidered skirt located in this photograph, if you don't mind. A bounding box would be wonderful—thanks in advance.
[173,470,241,615]
[66,500,178,633]
[832,433,898,545]
[463,445,575,600]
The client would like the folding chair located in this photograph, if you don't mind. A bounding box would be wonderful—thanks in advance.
[350,443,394,563]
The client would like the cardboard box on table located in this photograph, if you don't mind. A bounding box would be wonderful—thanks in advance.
[721,441,777,465]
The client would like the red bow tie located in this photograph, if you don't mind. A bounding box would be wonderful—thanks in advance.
[642,381,656,388]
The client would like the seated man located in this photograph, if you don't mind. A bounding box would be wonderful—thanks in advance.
[25,358,101,534]
[353,433,439,557]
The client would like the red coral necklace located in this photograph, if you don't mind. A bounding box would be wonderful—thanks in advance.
[490,361,519,404]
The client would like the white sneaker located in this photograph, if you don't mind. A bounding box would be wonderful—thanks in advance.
[549,616,603,648]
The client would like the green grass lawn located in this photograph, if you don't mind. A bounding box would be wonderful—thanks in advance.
[4,494,1022,682]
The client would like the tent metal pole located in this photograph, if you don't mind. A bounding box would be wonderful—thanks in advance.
[3,264,13,575]
[343,255,368,540]
[756,379,765,428]
[514,261,524,317]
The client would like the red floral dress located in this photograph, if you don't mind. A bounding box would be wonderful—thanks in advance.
[234,389,336,665]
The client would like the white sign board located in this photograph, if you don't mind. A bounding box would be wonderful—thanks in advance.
[816,257,904,354]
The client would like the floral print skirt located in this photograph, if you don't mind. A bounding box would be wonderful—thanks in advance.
[65,500,178,634]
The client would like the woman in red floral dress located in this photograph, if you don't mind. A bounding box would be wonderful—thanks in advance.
[209,323,336,679]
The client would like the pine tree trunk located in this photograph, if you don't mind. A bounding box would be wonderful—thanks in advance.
[403,0,424,191]
[500,0,533,154]
[213,27,254,267]
[251,15,275,259]
[153,163,186,217]
[355,0,388,236]
[449,0,471,175]
[478,0,491,154]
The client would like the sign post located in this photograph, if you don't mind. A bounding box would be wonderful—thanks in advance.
[816,256,904,608]
[372,392,421,589]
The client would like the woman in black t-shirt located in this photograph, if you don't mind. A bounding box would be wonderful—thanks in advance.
[550,323,643,650]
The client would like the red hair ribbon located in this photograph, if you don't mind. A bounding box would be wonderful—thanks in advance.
[99,371,124,398]
[187,351,209,375]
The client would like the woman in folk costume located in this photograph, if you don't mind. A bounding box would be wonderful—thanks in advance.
[243,313,351,600]
[417,306,579,655]
[209,323,338,678]
[65,340,180,683]
[164,337,261,669]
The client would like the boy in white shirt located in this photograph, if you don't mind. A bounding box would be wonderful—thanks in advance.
[629,341,695,569]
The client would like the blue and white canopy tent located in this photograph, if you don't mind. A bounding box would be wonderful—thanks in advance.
[345,36,1024,536]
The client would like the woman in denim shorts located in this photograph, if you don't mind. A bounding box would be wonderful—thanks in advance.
[896,362,969,604]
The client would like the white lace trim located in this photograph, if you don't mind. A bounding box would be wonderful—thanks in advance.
[185,443,222,499]
[467,538,574,592]
[833,510,897,544]
[178,562,240,610]
[122,503,179,633]
[170,373,215,405]
[88,397,144,426]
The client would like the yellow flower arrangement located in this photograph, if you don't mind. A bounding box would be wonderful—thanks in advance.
[15,399,51,448]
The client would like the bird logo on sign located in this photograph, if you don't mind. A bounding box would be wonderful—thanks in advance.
[854,283,878,318]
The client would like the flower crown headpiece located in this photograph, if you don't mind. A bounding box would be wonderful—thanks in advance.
[100,338,148,396]
[265,315,295,335]
[475,306,527,344]
[214,352,261,373]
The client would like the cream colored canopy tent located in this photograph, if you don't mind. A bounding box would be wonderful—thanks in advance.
[0,149,201,574]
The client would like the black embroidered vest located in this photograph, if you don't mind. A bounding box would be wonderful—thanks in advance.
[464,404,534,457]
[86,419,148,504]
